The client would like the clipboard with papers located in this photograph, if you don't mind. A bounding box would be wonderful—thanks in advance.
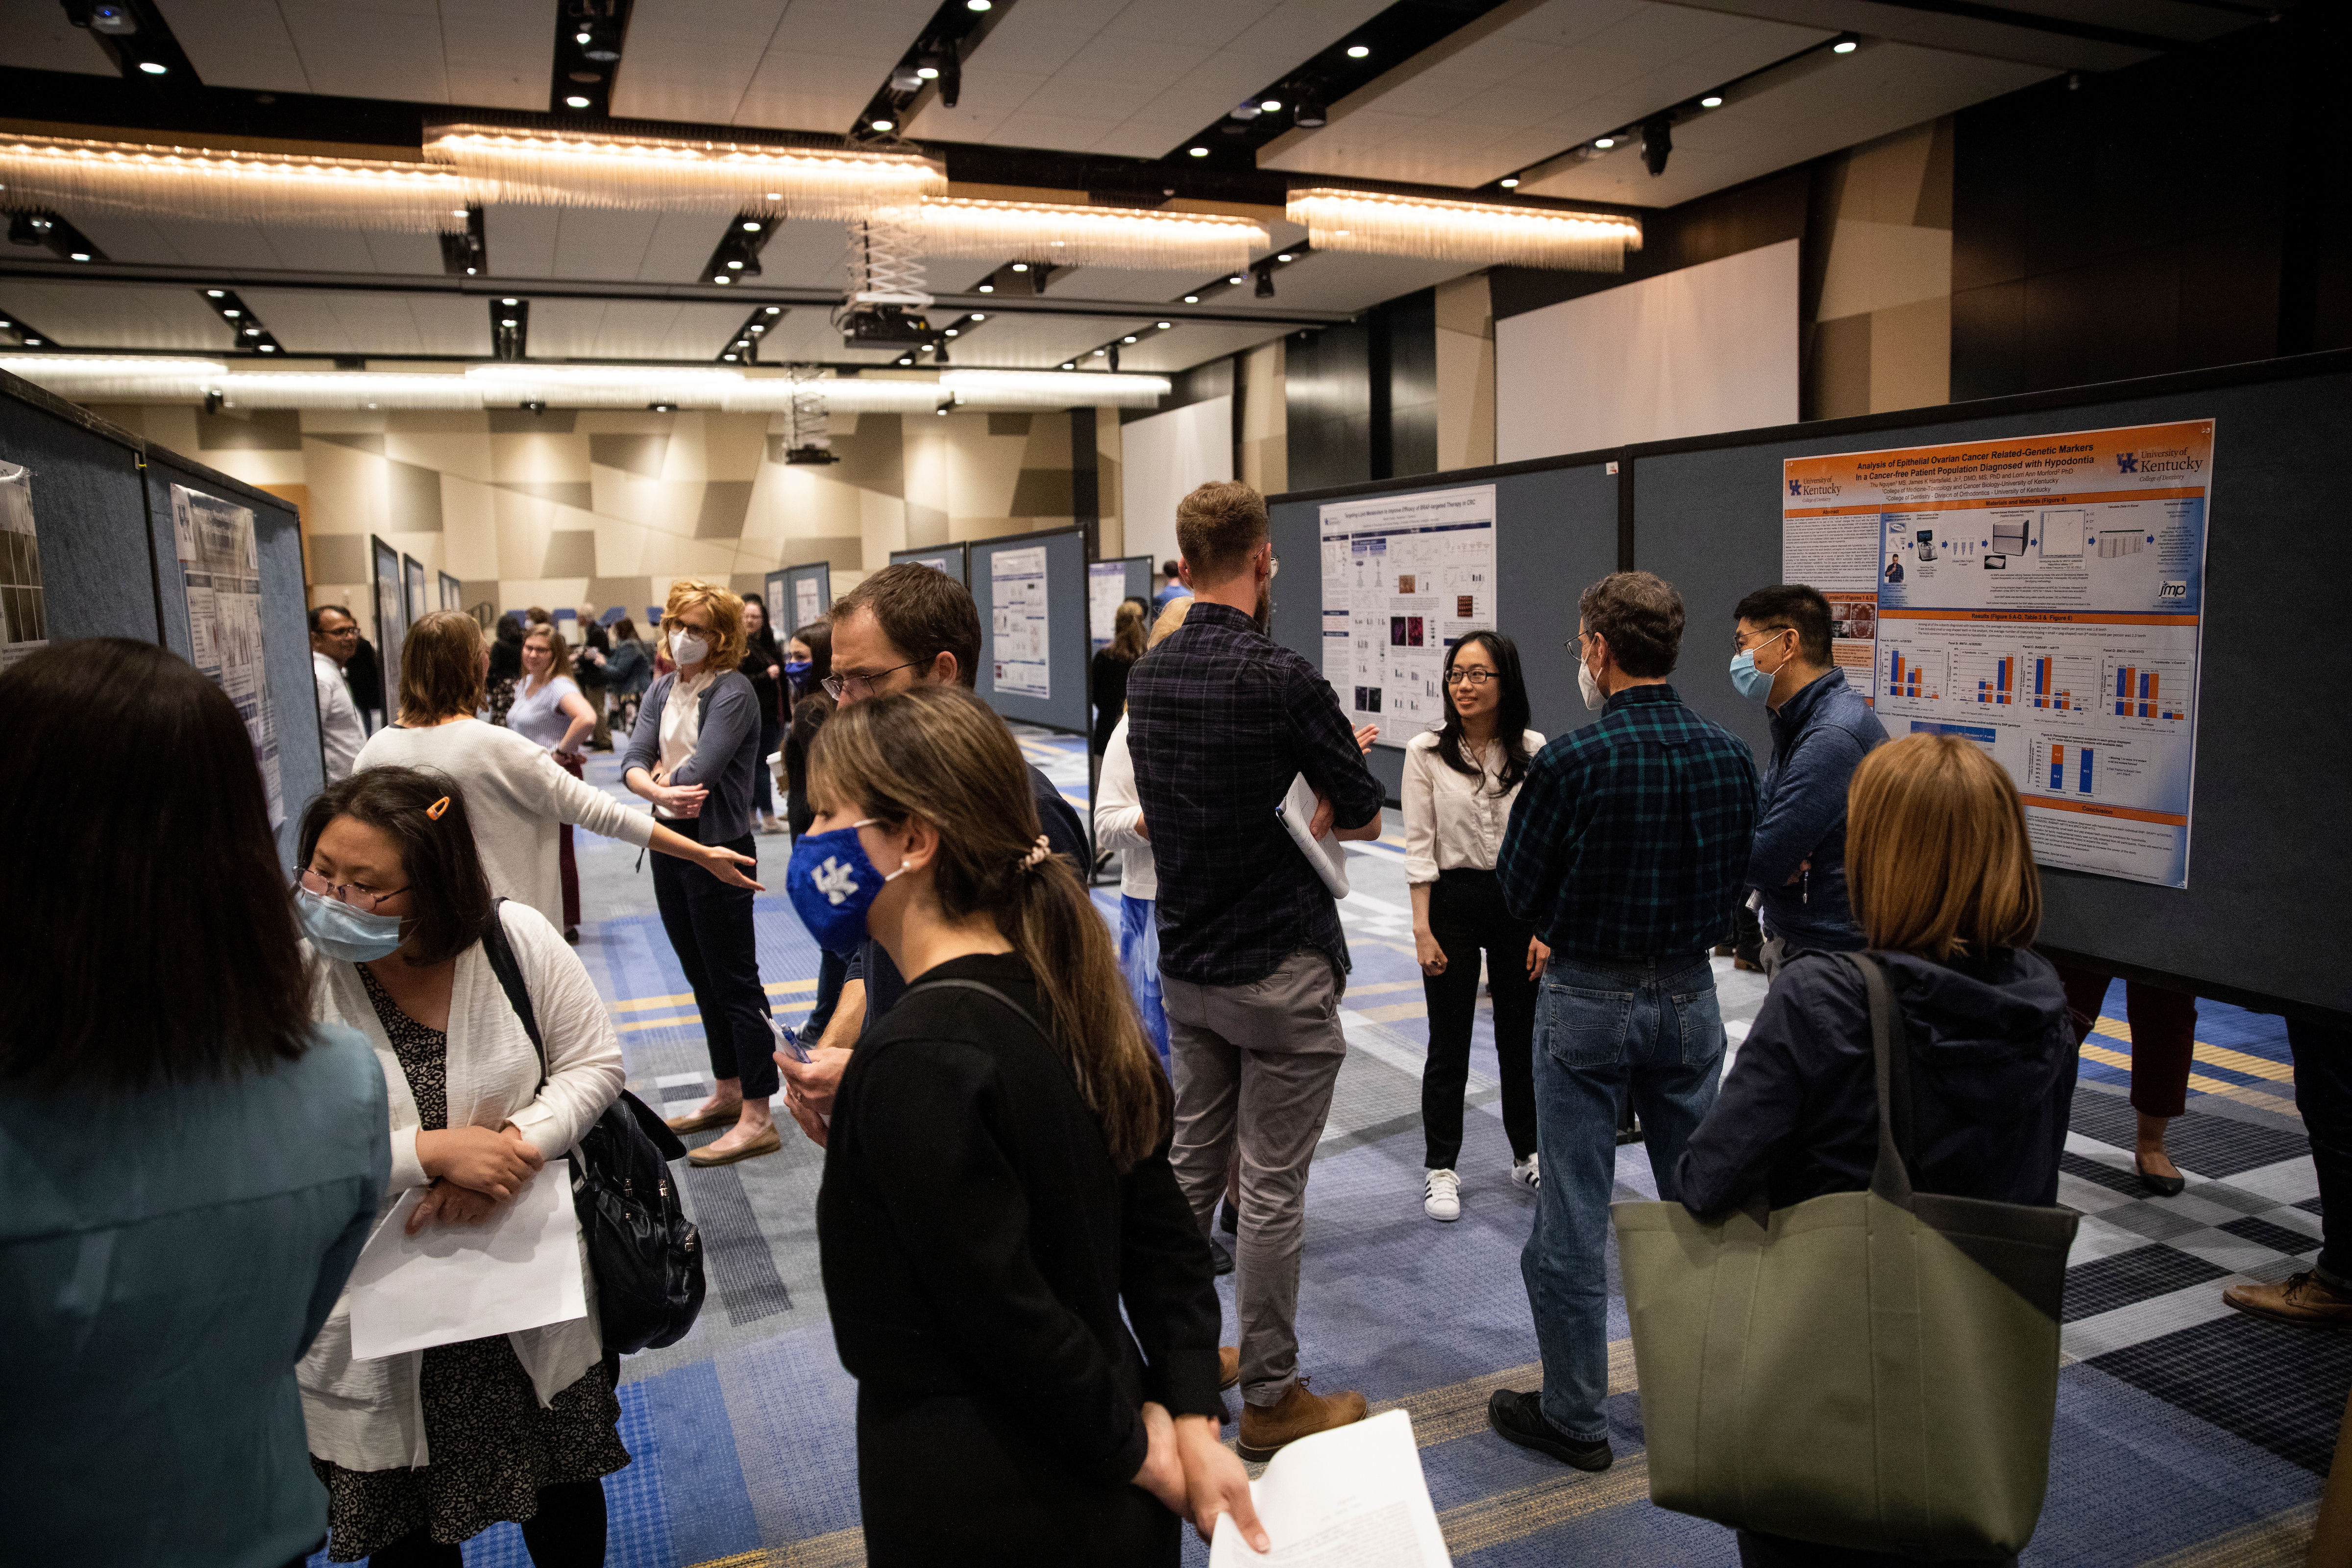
[1275,772,1350,899]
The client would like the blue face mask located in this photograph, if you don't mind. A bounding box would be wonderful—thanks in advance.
[785,820,901,954]
[784,658,812,688]
[295,886,405,962]
[1729,630,1790,704]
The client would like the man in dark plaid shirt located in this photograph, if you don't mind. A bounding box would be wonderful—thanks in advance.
[1486,571,1759,1472]
[1128,480,1384,1460]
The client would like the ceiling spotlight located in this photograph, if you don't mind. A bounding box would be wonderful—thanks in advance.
[1092,348,1106,357]
[1292,91,1326,127]
[500,297,517,306]
[257,343,275,352]
[452,208,470,218]
[1156,320,1171,328]
[1700,95,1723,107]
[500,318,518,327]
[723,353,738,361]
[871,118,895,131]
[967,0,990,9]
[1228,274,1245,284]
[764,306,782,315]
[576,30,590,44]
[70,251,91,262]
[978,284,994,292]
[243,327,260,336]
[1261,98,1282,112]
[223,309,241,318]
[1498,177,1519,189]
[742,220,761,232]
[713,274,731,284]
[1182,294,1199,303]
[936,405,949,415]
[765,191,783,200]
[916,65,939,80]
[971,312,986,320]
[726,259,744,269]
[1275,252,1294,262]
[23,338,41,345]
[1346,44,1369,58]
[466,266,477,274]
[897,356,913,365]
[138,61,168,74]
[206,289,224,297]
[944,328,958,336]
[1122,335,1137,343]
[750,324,765,333]
[1188,147,1209,158]
[1594,136,1616,149]
[1832,34,1858,52]
[1010,263,1028,272]
[1061,361,1075,369]
[565,95,591,108]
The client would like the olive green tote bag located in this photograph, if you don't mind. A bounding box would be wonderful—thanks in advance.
[1613,955,2079,1560]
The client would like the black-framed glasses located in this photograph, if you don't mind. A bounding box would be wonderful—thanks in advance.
[1444,667,1500,688]
[1732,625,1794,656]
[298,867,408,913]
[822,658,926,701]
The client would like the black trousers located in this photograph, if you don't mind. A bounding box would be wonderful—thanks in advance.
[651,819,776,1097]
[2291,1015,2349,1283]
[805,943,850,1040]
[367,1478,608,1567]
[1421,869,1540,1169]
[752,713,781,814]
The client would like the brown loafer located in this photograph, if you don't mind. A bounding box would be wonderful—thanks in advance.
[1236,1375,1367,1462]
[2224,1270,2352,1333]
[686,1126,782,1166]
[664,1102,740,1134]
[1219,1346,1240,1391]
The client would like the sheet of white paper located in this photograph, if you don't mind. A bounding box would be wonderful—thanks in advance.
[1209,1411,1451,1567]
[1276,771,1349,898]
[347,1159,587,1360]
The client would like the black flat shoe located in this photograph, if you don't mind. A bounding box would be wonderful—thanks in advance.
[1487,1390,1612,1470]
[1219,1197,1239,1236]
[1210,1236,1234,1276]
[2136,1158,2186,1196]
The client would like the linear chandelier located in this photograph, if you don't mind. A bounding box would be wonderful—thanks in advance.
[1285,188,1640,271]
[0,134,468,231]
[900,199,1269,273]
[424,125,945,220]
[0,358,1172,412]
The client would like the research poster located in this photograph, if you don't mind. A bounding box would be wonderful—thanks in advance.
[990,543,1051,699]
[173,483,285,826]
[1319,483,1497,741]
[794,574,822,632]
[908,553,956,575]
[0,459,46,669]
[1782,420,2212,887]
[1088,560,1127,649]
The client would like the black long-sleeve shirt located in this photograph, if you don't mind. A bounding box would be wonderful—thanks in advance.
[817,954,1223,1487]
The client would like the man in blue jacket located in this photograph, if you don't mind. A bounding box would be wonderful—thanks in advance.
[1731,585,1886,975]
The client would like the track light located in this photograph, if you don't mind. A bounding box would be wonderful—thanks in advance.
[1641,115,1672,177]
[1254,266,1274,298]
[1293,91,1326,127]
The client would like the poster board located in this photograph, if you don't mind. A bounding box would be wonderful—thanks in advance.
[402,554,428,629]
[1785,420,2211,888]
[1318,484,1499,744]
[0,459,45,668]
[171,484,284,827]
[969,526,1089,735]
[1089,555,1151,648]
[439,570,463,612]
[763,569,787,633]
[889,542,967,588]
[783,561,832,638]
[371,536,407,722]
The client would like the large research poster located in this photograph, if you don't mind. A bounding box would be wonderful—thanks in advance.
[990,544,1051,699]
[172,483,285,826]
[1782,420,2212,887]
[1320,484,1497,739]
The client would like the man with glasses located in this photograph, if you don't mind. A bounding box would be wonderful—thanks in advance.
[309,605,367,783]
[776,564,1086,1126]
[1730,584,1886,976]
[1487,571,1757,1473]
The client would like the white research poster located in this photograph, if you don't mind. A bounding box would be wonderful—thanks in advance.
[172,483,285,827]
[990,543,1051,699]
[794,574,822,632]
[1782,418,2212,887]
[1088,560,1128,649]
[1319,483,1497,742]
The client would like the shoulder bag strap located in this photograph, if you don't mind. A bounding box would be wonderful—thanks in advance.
[479,898,549,1094]
[905,976,1051,1042]
[1844,953,1917,1211]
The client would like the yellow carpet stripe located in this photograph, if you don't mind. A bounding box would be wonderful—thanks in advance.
[611,977,819,1013]
[2090,1016,2295,1085]
[2077,1041,2302,1122]
[1439,1455,1655,1555]
[619,998,811,1035]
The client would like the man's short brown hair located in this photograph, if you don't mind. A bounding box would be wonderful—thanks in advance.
[831,562,982,688]
[1578,571,1685,678]
[1176,481,1269,583]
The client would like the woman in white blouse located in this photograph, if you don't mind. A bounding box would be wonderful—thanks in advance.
[294,766,628,1565]
[507,622,599,939]
[1093,597,1193,1063]
[1403,631,1547,1223]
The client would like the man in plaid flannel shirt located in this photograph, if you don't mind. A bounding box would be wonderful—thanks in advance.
[1485,571,1760,1471]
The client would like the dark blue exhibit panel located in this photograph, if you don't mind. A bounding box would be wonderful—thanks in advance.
[970,526,1089,737]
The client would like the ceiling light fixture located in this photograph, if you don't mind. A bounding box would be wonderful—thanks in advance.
[916,65,939,80]
[1155,320,1170,328]
[1292,90,1327,127]
[206,289,224,297]
[1286,188,1640,270]
[1122,335,1137,343]
[1832,34,1858,52]
[1188,147,1209,158]
[1260,99,1282,112]
[971,312,985,319]
[1228,274,1245,284]
[423,125,945,220]
[968,0,990,9]
[1009,263,1028,272]
[1182,294,1199,303]
[565,96,592,109]
[1594,137,1616,149]
[138,61,167,74]
[1275,252,1294,262]
[742,220,761,232]
[1498,177,1519,189]
[713,274,731,284]
[765,306,781,314]
[501,296,517,305]
[69,251,91,261]
[0,132,474,232]
[1346,44,1369,58]
[726,259,744,269]
[871,118,894,131]
[978,283,994,292]
[1062,362,1075,369]
[900,197,1267,271]
[1700,95,1723,107]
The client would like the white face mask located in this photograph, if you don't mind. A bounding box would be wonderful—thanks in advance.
[1579,658,1606,712]
[670,628,710,666]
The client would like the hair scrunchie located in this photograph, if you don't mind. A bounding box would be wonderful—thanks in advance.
[1016,835,1051,872]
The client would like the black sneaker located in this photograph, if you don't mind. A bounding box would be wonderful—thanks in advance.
[1487,1389,1612,1470]
[1219,1197,1239,1236]
[1210,1236,1235,1276]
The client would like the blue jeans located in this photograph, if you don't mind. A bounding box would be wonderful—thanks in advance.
[1117,894,1170,1064]
[1522,952,1725,1441]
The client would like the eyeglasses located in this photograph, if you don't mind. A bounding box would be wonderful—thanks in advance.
[1444,667,1499,688]
[298,867,408,913]
[1733,625,1793,655]
[822,658,925,701]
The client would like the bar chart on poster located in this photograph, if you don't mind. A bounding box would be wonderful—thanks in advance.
[1785,419,2212,887]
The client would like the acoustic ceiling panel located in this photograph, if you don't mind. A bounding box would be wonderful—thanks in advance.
[0,281,238,350]
[50,211,447,275]
[238,288,490,356]
[1258,0,1827,188]
[1113,319,1289,374]
[611,0,937,133]
[525,298,768,361]
[156,0,552,106]
[3,0,123,74]
[950,312,1154,370]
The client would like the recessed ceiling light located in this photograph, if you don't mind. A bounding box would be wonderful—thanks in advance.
[765,191,783,200]
[916,66,939,79]
[1092,348,1106,356]
[726,259,744,269]
[1700,95,1723,107]
[1346,44,1369,58]
[243,327,259,335]
[500,318,518,327]
[1275,252,1294,262]
[452,208,470,218]
[1010,263,1028,272]
[1832,36,1857,52]
[1183,294,1199,303]
[1228,274,1245,284]
[1061,361,1075,369]
[713,274,731,284]
[1594,136,1615,149]
[978,283,994,292]
[764,306,781,314]
[1498,178,1519,189]
[576,30,590,44]
[898,356,913,364]
[967,0,990,9]
[971,312,986,320]
[723,353,737,361]
[70,252,90,261]
[501,297,518,306]
[565,95,591,108]
[206,289,224,297]
[24,338,41,345]
[1122,335,1137,343]
[466,266,477,274]
[1188,147,1208,157]
[258,343,275,352]
[750,324,765,333]
[742,221,761,232]
[138,61,167,74]
[223,309,241,318]
[1156,320,1171,328]
[944,328,958,337]
[871,118,894,131]
[1261,99,1281,112]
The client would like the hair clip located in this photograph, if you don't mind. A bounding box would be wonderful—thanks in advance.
[427,796,452,820]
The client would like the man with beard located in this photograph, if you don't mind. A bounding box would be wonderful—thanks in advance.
[1127,480,1385,1461]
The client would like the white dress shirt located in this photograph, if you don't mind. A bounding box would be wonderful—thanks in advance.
[655,668,710,818]
[1093,713,1155,900]
[1400,727,1545,884]
[312,649,366,783]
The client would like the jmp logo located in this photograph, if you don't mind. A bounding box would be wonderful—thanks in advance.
[2157,580,2187,599]
[2116,453,2139,474]
[813,857,860,905]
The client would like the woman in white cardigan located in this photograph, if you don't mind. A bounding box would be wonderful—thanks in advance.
[294,767,628,1567]
[359,611,760,941]
[1092,597,1193,1063]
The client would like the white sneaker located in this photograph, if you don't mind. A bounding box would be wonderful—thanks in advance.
[1424,1168,1462,1222]
[1512,1153,1540,1191]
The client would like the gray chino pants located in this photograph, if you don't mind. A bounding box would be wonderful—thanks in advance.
[1161,948,1348,1407]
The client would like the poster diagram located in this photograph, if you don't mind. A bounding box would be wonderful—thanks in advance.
[990,544,1051,699]
[794,575,822,632]
[1784,419,2212,887]
[173,483,284,826]
[0,459,46,670]
[1319,484,1497,741]
[1089,561,1128,649]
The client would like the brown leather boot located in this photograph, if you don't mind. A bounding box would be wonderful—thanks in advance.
[2225,1270,2352,1333]
[1237,1376,1368,1462]
[1218,1347,1240,1391]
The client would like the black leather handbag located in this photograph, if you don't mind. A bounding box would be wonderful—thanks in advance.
[480,904,707,1356]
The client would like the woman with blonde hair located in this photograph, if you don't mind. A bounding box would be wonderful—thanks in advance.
[356,612,760,944]
[507,622,599,939]
[624,579,779,1165]
[785,684,1263,1565]
[1676,732,2074,1568]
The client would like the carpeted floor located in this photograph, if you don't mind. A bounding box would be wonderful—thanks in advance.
[315,726,2332,1568]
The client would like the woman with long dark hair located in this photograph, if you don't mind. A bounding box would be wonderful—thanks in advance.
[295,767,630,1567]
[1091,596,1148,755]
[1404,630,1547,1222]
[741,593,787,834]
[0,639,389,1568]
[780,618,850,1038]
[787,685,1265,1565]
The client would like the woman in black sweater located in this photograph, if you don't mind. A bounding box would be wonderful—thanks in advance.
[786,685,1264,1566]
[1090,596,1147,755]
